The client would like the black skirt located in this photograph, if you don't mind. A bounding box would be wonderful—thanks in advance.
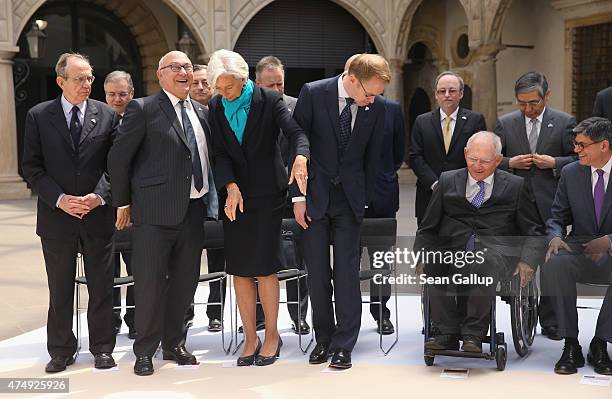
[222,193,285,277]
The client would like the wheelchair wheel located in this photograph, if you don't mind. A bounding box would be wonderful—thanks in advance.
[424,354,435,366]
[510,279,538,357]
[495,345,507,371]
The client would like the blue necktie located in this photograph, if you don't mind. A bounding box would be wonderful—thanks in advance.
[179,100,204,192]
[338,97,354,156]
[69,105,82,149]
[466,180,486,251]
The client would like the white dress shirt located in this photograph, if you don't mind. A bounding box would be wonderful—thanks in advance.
[591,155,612,196]
[524,107,546,144]
[338,74,358,129]
[466,172,495,204]
[440,107,459,138]
[163,89,210,199]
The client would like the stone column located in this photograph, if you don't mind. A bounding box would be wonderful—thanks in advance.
[0,48,30,200]
[385,58,405,105]
[471,43,504,130]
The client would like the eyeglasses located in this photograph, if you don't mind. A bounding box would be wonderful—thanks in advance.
[159,63,193,73]
[573,139,604,150]
[65,75,95,85]
[466,156,494,166]
[436,88,460,96]
[516,98,543,108]
[358,79,376,98]
[105,91,131,99]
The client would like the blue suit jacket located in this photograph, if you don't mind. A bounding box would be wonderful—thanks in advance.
[547,160,612,242]
[369,99,405,216]
[290,75,385,221]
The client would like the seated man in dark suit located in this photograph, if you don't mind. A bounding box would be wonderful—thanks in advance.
[593,86,612,121]
[542,117,612,375]
[415,131,543,352]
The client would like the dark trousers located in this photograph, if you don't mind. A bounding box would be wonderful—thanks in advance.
[132,199,205,357]
[112,244,134,330]
[41,228,114,357]
[541,247,612,341]
[426,251,506,338]
[303,184,362,351]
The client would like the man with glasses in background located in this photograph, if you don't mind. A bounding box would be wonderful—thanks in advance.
[494,71,577,341]
[108,51,217,376]
[22,53,118,372]
[409,71,486,226]
[104,71,136,340]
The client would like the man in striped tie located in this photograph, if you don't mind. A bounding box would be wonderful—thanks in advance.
[415,131,543,353]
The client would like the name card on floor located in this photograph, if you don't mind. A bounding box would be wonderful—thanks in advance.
[580,375,611,386]
[176,363,200,370]
[92,365,119,373]
[441,368,469,379]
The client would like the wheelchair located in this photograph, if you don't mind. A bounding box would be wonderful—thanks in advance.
[421,263,538,371]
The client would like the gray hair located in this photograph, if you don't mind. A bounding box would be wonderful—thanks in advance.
[193,64,207,72]
[104,70,134,92]
[515,71,549,98]
[55,52,91,78]
[574,117,612,146]
[255,56,284,79]
[435,71,464,91]
[466,131,502,156]
[207,49,249,87]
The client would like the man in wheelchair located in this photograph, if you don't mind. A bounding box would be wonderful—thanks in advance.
[415,131,544,353]
[542,117,612,375]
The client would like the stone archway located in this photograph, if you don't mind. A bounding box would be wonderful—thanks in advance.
[229,0,387,58]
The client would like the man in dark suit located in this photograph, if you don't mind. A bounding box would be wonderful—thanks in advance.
[495,71,577,341]
[22,53,118,372]
[542,117,612,375]
[254,55,310,335]
[108,50,217,376]
[409,71,486,225]
[593,87,612,121]
[292,54,389,369]
[416,132,543,352]
[104,70,137,339]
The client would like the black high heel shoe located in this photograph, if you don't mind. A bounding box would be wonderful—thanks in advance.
[255,337,283,366]
[237,338,262,366]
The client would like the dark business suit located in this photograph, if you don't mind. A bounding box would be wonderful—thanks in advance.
[365,99,405,321]
[108,91,217,357]
[542,161,612,341]
[22,96,117,358]
[593,87,612,121]
[415,168,543,336]
[409,108,486,224]
[495,107,576,328]
[291,76,384,351]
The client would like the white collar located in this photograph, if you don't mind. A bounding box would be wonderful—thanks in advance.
[163,89,192,109]
[467,171,495,187]
[591,154,612,176]
[440,107,459,121]
[338,74,351,101]
[61,95,86,116]
[524,107,546,125]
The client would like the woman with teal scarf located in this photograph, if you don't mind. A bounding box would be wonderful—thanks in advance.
[207,49,309,367]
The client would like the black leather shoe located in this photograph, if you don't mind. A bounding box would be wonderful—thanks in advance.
[554,342,585,375]
[329,348,352,369]
[309,342,332,364]
[238,321,266,334]
[377,318,395,335]
[255,337,283,366]
[237,339,262,366]
[45,356,75,373]
[128,327,137,340]
[94,353,116,369]
[162,345,197,365]
[134,356,154,376]
[425,334,459,351]
[541,325,562,341]
[208,319,222,333]
[292,319,311,335]
[461,335,483,353]
[588,337,612,375]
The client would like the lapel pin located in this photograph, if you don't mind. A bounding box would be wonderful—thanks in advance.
[365,106,370,111]
[461,116,467,120]
[547,123,553,128]
[91,119,97,125]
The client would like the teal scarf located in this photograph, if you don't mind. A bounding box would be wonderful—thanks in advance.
[222,79,254,144]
